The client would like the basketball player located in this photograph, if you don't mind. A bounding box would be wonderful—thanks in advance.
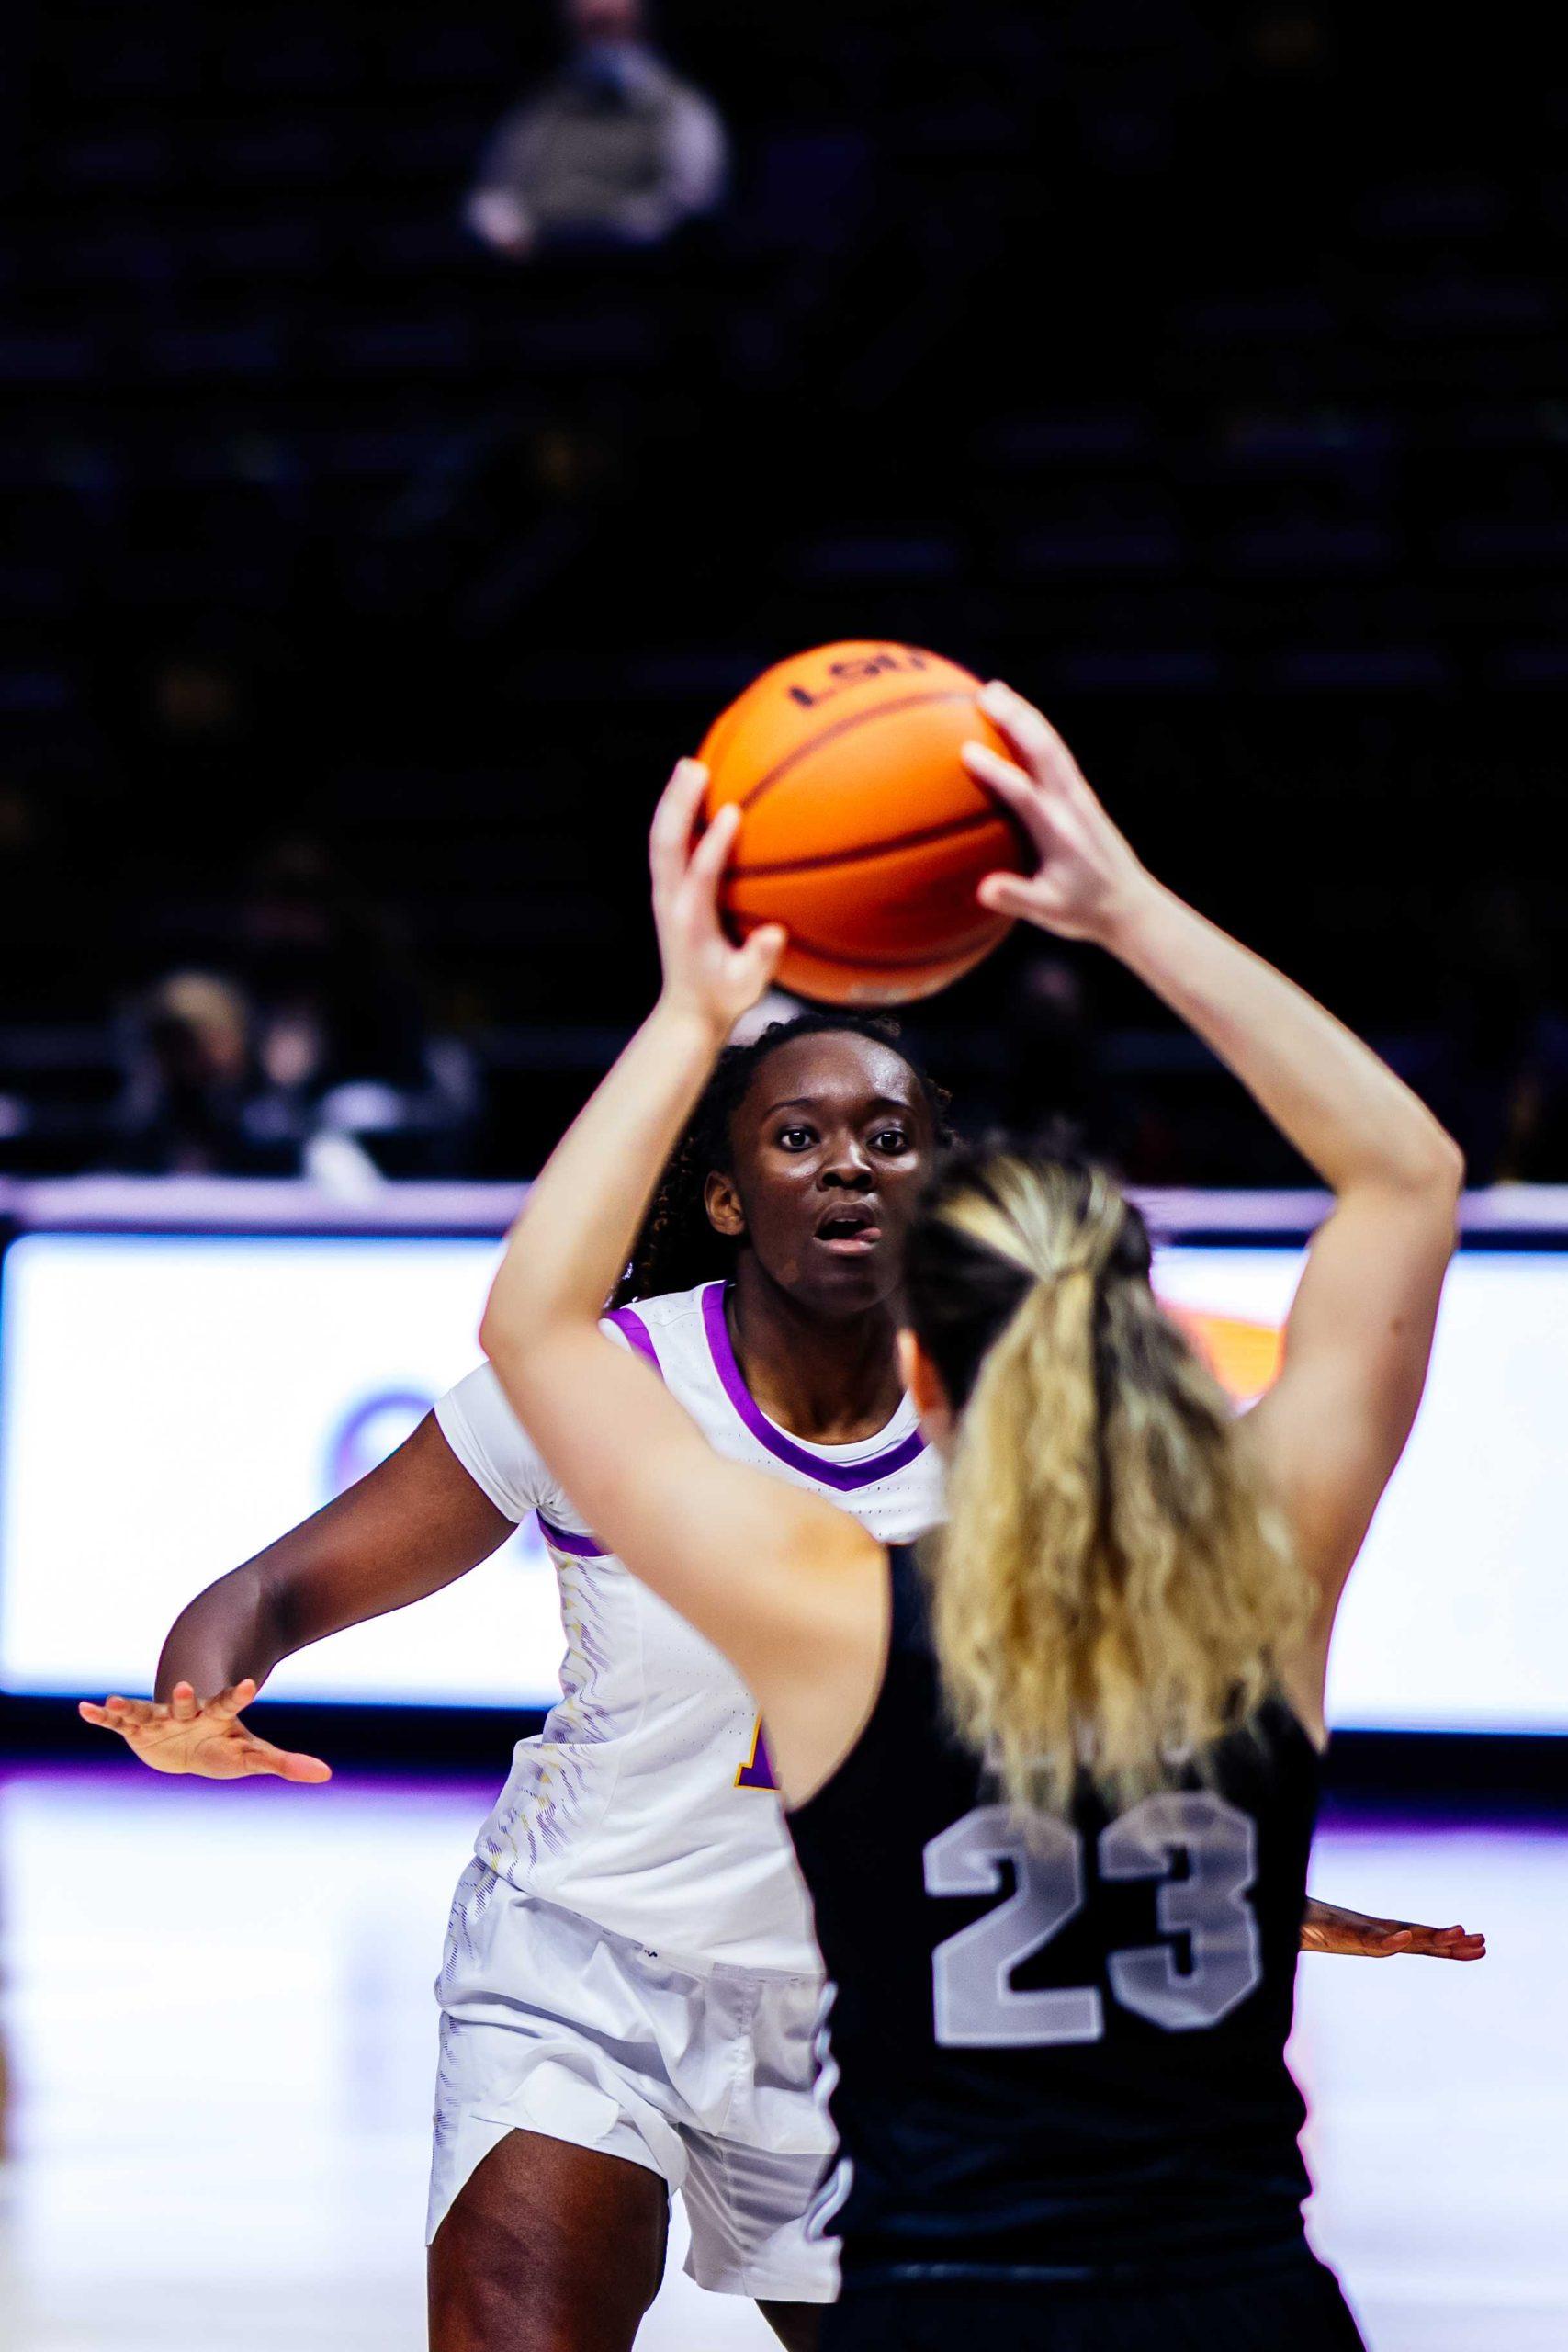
[83,874,1479,2348]
[474,683,1464,2347]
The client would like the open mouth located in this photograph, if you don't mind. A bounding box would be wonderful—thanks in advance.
[814,1204,883,1253]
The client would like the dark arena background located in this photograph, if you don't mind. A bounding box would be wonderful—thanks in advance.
[1,5,1565,2347]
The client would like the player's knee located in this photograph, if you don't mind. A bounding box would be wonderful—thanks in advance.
[758,2300,824,2352]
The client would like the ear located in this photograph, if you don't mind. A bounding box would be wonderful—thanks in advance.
[705,1169,746,1238]
[897,1328,954,1447]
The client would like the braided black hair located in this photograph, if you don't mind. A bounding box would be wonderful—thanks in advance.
[612,1011,953,1307]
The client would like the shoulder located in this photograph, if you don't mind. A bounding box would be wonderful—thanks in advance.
[604,1281,711,1331]
[495,86,558,133]
[640,57,717,113]
[601,1283,718,1379]
[434,1359,562,1521]
[666,73,721,116]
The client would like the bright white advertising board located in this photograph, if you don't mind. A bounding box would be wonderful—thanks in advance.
[2,1229,1564,1729]
[0,1234,554,1707]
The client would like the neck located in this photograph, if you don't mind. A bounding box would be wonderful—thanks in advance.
[728,1257,907,1445]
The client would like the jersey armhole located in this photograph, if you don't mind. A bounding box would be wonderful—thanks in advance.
[603,1303,664,1377]
[782,1543,898,1824]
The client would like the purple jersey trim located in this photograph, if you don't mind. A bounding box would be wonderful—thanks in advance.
[536,1511,607,1559]
[605,1303,663,1376]
[699,1280,927,1492]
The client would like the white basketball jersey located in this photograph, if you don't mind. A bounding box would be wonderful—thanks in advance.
[434,1281,943,1973]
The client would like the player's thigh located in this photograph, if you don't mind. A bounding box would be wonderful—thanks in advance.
[757,2301,822,2352]
[428,2126,669,2352]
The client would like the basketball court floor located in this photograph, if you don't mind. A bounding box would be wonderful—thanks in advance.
[1,1764,1562,2351]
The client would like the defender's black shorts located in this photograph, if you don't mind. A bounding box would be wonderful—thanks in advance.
[823,2248,1367,2351]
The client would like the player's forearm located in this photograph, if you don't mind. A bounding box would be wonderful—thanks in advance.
[1101,879,1462,1198]
[155,1419,513,1705]
[483,998,720,1360]
[154,1564,286,1704]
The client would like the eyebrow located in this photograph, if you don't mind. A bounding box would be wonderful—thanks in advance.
[763,1093,917,1118]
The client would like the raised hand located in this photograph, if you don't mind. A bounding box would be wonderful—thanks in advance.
[1301,1896,1486,1962]
[963,679,1152,945]
[649,759,787,1037]
[78,1679,332,1784]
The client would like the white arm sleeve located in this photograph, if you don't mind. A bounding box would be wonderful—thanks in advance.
[434,1323,634,1525]
[434,1362,558,1525]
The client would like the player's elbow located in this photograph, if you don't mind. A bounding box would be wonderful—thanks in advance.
[478,1300,519,1374]
[1366,1124,1466,1210]
[1434,1130,1467,1204]
[1398,1132,1467,1267]
[479,1288,555,1387]
[1410,1128,1467,1210]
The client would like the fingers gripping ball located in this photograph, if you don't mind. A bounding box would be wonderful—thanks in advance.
[698,642,1030,1006]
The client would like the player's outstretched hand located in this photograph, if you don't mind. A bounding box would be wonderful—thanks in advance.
[78,1679,332,1784]
[1301,1897,1486,1961]
[650,757,787,1035]
[963,680,1152,945]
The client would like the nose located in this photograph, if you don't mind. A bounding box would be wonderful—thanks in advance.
[820,1136,874,1191]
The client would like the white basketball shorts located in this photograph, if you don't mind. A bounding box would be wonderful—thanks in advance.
[427,1858,840,2304]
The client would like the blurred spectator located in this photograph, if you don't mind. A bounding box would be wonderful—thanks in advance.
[992,952,1111,1162]
[1505,1014,1568,1180]
[466,0,728,262]
[1243,6,1335,77]
[106,842,481,1181]
[151,653,243,742]
[1427,880,1567,1184]
[237,840,479,1176]
[110,972,299,1176]
[240,839,431,1095]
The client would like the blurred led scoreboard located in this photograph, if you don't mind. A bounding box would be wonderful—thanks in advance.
[2,1181,1566,1730]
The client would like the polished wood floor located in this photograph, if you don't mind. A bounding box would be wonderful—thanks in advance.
[1,1765,1562,2351]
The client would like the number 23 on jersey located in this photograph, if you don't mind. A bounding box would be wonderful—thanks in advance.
[924,1792,1264,2046]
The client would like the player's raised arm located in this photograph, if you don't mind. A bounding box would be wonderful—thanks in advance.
[964,683,1463,1733]
[79,1412,514,1782]
[479,765,887,1792]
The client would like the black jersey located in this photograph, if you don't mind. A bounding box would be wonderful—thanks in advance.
[786,1544,1324,2282]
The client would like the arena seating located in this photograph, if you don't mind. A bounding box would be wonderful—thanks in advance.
[3,1,1563,1177]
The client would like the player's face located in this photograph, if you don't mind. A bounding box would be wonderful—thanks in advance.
[708,1034,935,1314]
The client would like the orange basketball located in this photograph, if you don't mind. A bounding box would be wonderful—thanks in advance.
[698,640,1029,1006]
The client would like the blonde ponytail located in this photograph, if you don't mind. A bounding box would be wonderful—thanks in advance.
[911,1156,1310,1821]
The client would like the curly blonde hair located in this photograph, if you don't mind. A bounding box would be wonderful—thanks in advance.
[904,1153,1311,1820]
